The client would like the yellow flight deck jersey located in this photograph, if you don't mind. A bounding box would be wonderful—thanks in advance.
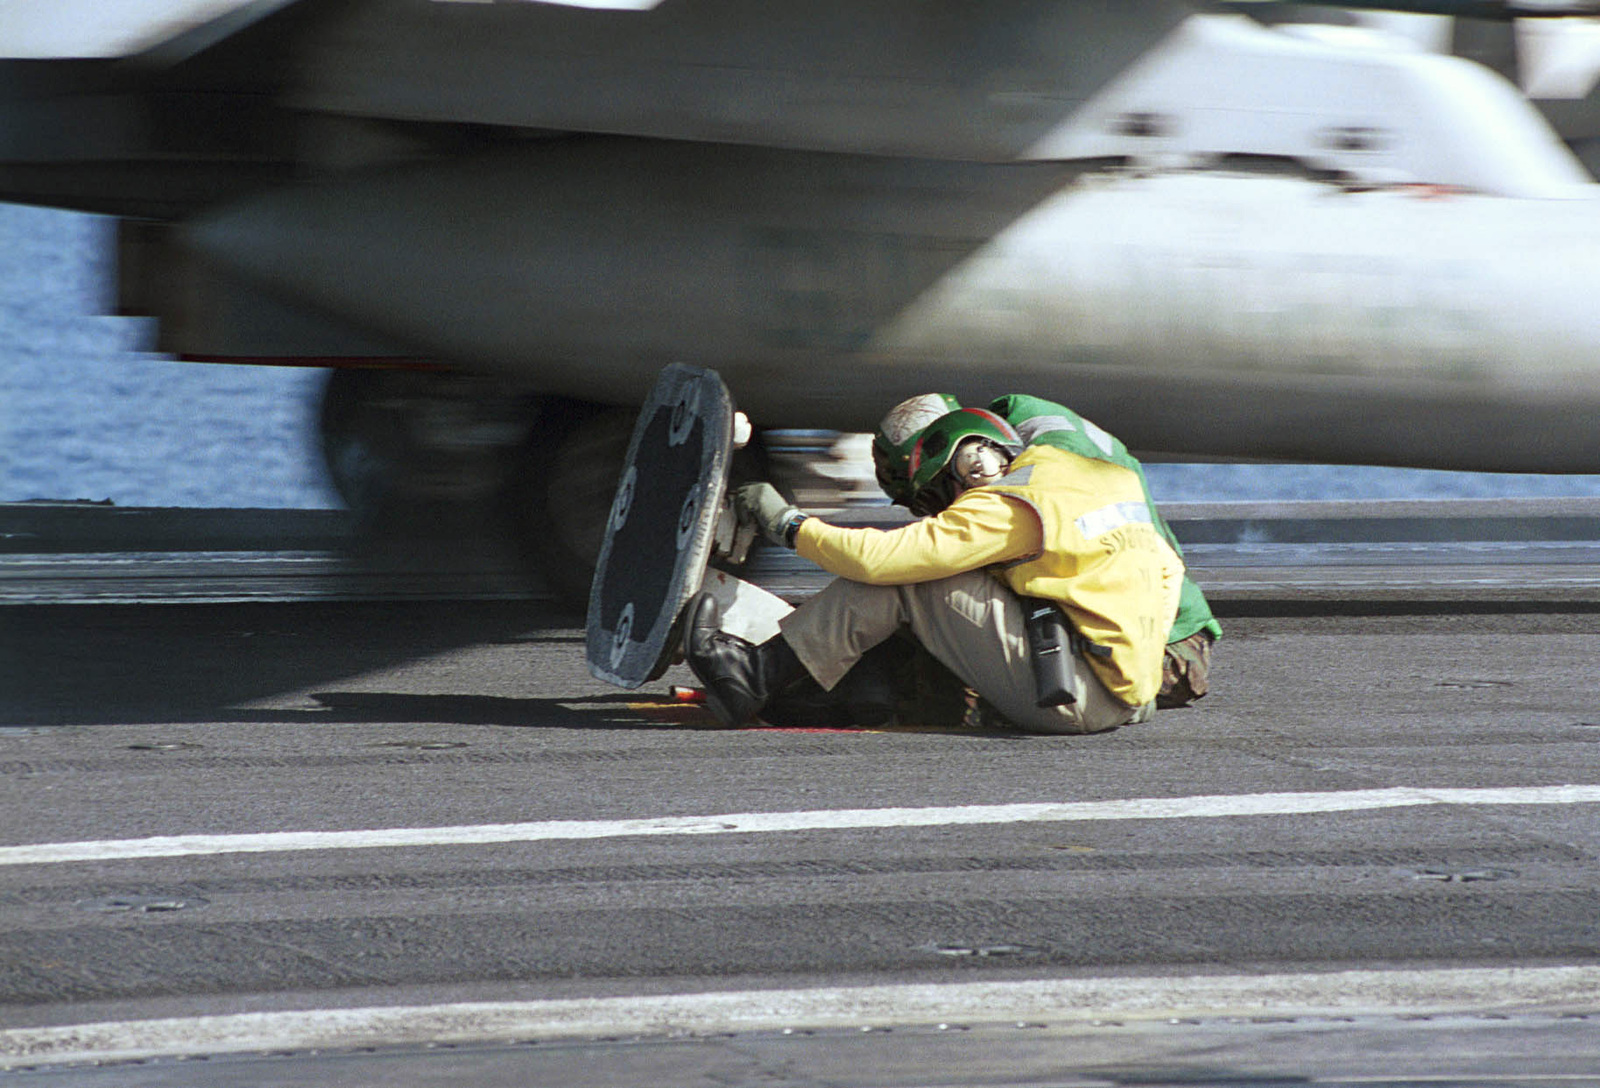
[795,445,1185,707]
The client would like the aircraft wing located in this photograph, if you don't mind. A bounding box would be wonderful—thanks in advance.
[0,0,1194,219]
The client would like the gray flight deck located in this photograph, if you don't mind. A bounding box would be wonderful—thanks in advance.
[6,497,1600,606]
[2,499,1600,1086]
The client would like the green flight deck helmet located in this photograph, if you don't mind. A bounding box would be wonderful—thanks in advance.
[871,393,961,507]
[906,407,1024,515]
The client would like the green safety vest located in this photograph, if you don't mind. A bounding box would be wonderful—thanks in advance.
[989,394,1221,644]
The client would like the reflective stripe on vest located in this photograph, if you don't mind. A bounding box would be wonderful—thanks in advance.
[1075,500,1153,540]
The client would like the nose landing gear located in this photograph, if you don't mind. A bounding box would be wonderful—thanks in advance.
[316,367,635,607]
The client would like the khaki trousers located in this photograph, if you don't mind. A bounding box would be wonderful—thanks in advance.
[778,569,1150,734]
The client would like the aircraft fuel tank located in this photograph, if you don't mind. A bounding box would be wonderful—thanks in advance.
[183,138,1600,473]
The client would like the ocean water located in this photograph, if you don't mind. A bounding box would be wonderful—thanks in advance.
[5,201,1600,509]
[0,204,336,508]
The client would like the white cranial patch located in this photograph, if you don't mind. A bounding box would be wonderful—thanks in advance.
[880,394,955,447]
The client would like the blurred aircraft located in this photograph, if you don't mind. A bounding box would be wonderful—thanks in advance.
[1240,4,1600,168]
[4,0,1600,595]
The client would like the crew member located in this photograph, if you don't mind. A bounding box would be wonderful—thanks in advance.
[685,408,1184,734]
[872,393,1218,707]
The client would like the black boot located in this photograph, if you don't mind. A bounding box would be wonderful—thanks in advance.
[835,640,903,727]
[757,638,910,728]
[684,593,807,727]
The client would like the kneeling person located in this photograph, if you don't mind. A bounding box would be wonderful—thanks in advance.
[873,392,1219,708]
[685,408,1184,734]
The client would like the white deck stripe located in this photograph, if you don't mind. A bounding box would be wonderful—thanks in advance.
[3,785,1599,866]
[4,966,1600,1067]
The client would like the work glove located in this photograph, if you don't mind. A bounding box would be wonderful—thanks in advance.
[734,482,809,549]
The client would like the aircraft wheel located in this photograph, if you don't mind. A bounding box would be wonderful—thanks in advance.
[318,368,535,533]
[508,400,637,609]
[509,401,780,609]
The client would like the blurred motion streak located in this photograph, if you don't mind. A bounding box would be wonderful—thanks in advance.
[6,0,1600,590]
